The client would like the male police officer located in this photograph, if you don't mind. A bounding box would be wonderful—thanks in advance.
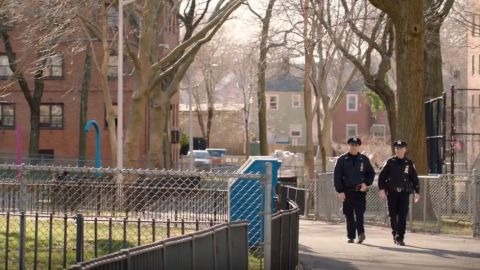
[334,137,375,243]
[378,140,420,246]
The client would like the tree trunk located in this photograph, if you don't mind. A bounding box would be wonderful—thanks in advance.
[303,0,315,185]
[245,119,250,157]
[321,112,334,157]
[148,91,169,169]
[256,0,277,156]
[424,23,443,99]
[125,86,148,168]
[257,37,269,156]
[394,0,435,221]
[78,47,92,167]
[394,4,427,175]
[315,105,327,172]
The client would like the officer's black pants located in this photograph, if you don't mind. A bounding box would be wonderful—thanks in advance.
[343,191,366,240]
[387,191,410,240]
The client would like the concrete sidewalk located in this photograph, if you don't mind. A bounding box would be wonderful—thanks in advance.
[299,219,480,270]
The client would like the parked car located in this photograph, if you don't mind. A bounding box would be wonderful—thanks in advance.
[189,150,211,169]
[206,148,227,164]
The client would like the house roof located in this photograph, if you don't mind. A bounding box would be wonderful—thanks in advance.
[346,79,365,92]
[265,74,303,92]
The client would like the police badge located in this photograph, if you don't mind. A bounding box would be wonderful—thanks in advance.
[404,165,409,174]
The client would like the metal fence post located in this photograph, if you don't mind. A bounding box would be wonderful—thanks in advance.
[472,169,478,238]
[423,178,428,232]
[76,214,84,263]
[18,164,27,270]
[264,163,272,270]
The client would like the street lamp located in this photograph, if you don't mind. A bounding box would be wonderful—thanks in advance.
[187,70,194,170]
[117,0,135,170]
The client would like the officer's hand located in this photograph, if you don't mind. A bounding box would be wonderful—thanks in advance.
[338,192,345,202]
[414,193,420,203]
[360,183,367,192]
[379,190,386,200]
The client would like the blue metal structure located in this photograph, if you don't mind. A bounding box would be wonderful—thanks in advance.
[84,120,102,169]
[230,156,281,246]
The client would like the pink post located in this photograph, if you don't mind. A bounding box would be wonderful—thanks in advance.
[16,126,22,165]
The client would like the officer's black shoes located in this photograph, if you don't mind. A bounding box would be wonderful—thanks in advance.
[347,239,354,243]
[394,236,405,246]
[357,233,365,244]
[396,240,405,246]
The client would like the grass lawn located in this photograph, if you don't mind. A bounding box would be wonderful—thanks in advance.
[0,214,264,270]
[0,214,191,270]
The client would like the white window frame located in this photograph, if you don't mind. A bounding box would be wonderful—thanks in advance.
[108,55,118,79]
[346,94,358,111]
[291,94,301,108]
[267,95,279,110]
[371,124,386,139]
[290,124,302,138]
[43,54,64,78]
[0,55,13,78]
[346,124,358,139]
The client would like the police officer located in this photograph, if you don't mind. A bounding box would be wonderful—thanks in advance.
[334,137,375,243]
[378,140,420,246]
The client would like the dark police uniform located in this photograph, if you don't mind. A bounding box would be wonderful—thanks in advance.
[378,140,420,245]
[334,138,375,242]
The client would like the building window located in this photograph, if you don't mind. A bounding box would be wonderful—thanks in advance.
[39,149,54,160]
[107,6,118,30]
[371,124,385,139]
[473,55,476,76]
[40,104,64,129]
[267,95,278,110]
[104,103,118,129]
[290,124,302,137]
[43,54,63,78]
[0,55,13,79]
[108,55,118,79]
[346,124,358,139]
[346,94,358,111]
[473,13,480,37]
[292,94,301,108]
[0,103,15,128]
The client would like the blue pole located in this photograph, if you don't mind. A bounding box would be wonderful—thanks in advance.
[84,120,102,169]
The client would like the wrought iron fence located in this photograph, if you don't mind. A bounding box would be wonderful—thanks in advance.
[0,164,269,270]
[307,171,480,236]
[68,221,250,270]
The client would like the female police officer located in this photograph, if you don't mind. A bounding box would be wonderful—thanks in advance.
[334,137,375,243]
[378,140,420,246]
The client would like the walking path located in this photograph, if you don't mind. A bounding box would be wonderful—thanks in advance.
[299,219,480,270]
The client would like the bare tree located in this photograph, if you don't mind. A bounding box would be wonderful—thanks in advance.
[322,0,397,151]
[190,35,231,146]
[123,0,244,169]
[368,0,428,175]
[247,0,281,156]
[231,43,257,157]
[424,0,455,99]
[79,0,120,165]
[0,0,82,160]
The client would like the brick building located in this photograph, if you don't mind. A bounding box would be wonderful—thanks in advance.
[0,6,180,167]
[332,81,390,145]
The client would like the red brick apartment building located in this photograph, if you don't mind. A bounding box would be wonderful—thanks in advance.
[0,6,180,166]
[332,81,390,145]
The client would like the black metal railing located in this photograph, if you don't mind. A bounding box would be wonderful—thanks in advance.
[68,221,249,270]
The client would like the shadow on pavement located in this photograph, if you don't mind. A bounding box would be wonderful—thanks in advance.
[299,244,359,270]
[362,243,480,259]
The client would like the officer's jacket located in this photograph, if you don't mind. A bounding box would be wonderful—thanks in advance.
[378,156,420,193]
[333,153,375,193]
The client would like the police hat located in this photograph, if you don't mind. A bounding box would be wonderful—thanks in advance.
[393,140,407,148]
[347,137,361,145]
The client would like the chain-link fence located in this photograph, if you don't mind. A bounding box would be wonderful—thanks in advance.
[307,171,480,236]
[0,164,270,270]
